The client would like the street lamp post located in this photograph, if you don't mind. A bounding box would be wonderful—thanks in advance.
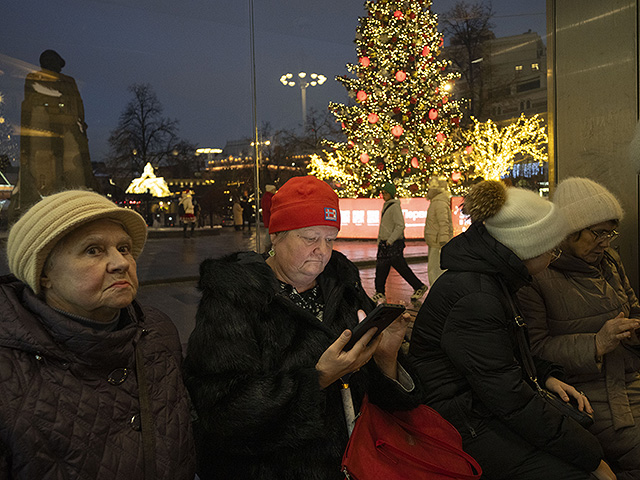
[279,72,327,128]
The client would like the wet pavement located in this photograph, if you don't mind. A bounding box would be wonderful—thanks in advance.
[0,226,430,346]
[136,227,430,345]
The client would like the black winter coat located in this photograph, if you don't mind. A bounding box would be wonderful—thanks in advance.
[184,250,421,480]
[0,277,195,480]
[408,223,603,476]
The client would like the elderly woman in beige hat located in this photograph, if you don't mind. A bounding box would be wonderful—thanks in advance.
[0,190,195,479]
[518,177,640,479]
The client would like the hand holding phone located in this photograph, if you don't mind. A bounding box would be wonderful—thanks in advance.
[343,303,406,351]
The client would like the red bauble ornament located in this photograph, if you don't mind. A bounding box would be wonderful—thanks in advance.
[395,70,407,82]
[410,97,417,104]
[359,56,370,67]
[374,138,381,144]
[442,96,448,104]
[391,125,404,137]
[341,122,346,129]
[452,117,460,125]
[428,108,438,120]
[451,171,462,182]
[377,162,385,171]
[393,107,402,114]
[465,145,473,154]
[411,157,420,168]
[439,37,444,47]
[367,112,379,124]
[422,46,430,56]
[436,132,445,142]
[356,90,367,102]
[409,183,419,192]
[360,153,370,163]
[426,155,432,162]
[356,118,363,124]
[409,55,415,62]
[394,10,403,18]
[410,12,416,19]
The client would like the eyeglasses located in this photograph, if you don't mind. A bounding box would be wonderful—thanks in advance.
[549,247,562,263]
[585,227,619,243]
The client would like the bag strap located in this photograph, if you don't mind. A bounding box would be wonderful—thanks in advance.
[135,342,156,479]
[497,279,542,390]
[380,202,393,220]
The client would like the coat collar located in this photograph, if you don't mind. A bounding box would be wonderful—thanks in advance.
[0,279,142,368]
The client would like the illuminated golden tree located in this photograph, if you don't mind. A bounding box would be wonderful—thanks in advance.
[461,114,548,181]
[313,0,467,198]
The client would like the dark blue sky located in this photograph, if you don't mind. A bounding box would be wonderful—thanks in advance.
[1,0,545,161]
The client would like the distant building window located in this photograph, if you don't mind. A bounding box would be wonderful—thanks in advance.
[526,100,531,109]
[531,63,539,70]
[516,79,540,92]
[515,65,523,71]
[520,101,525,112]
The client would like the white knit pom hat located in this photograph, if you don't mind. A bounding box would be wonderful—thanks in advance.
[552,177,623,233]
[464,181,569,260]
[7,190,147,294]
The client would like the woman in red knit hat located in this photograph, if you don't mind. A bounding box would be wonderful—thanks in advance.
[184,175,422,480]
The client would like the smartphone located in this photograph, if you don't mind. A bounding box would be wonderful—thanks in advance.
[343,303,406,350]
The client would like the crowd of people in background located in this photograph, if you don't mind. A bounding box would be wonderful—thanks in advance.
[0,172,638,480]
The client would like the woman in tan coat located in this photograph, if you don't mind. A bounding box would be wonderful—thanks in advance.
[423,177,453,286]
[518,177,640,480]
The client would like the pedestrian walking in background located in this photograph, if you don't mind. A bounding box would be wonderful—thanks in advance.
[179,190,196,238]
[373,182,427,305]
[424,177,453,287]
[232,196,243,231]
[241,189,252,231]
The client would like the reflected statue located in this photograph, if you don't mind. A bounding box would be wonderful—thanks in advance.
[10,50,100,220]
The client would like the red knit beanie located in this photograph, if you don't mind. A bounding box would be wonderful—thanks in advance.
[269,176,341,234]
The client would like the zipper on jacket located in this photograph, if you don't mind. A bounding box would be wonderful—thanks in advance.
[454,399,477,438]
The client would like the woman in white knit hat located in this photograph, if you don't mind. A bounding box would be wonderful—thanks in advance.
[518,177,640,479]
[409,180,614,480]
[0,190,195,479]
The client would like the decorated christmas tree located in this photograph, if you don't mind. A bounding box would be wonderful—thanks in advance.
[309,0,466,197]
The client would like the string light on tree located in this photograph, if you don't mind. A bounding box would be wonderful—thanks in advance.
[308,0,467,197]
[461,113,548,181]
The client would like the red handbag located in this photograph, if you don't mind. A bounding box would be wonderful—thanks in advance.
[342,396,482,479]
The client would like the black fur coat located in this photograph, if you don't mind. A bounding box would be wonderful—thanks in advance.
[184,250,421,480]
